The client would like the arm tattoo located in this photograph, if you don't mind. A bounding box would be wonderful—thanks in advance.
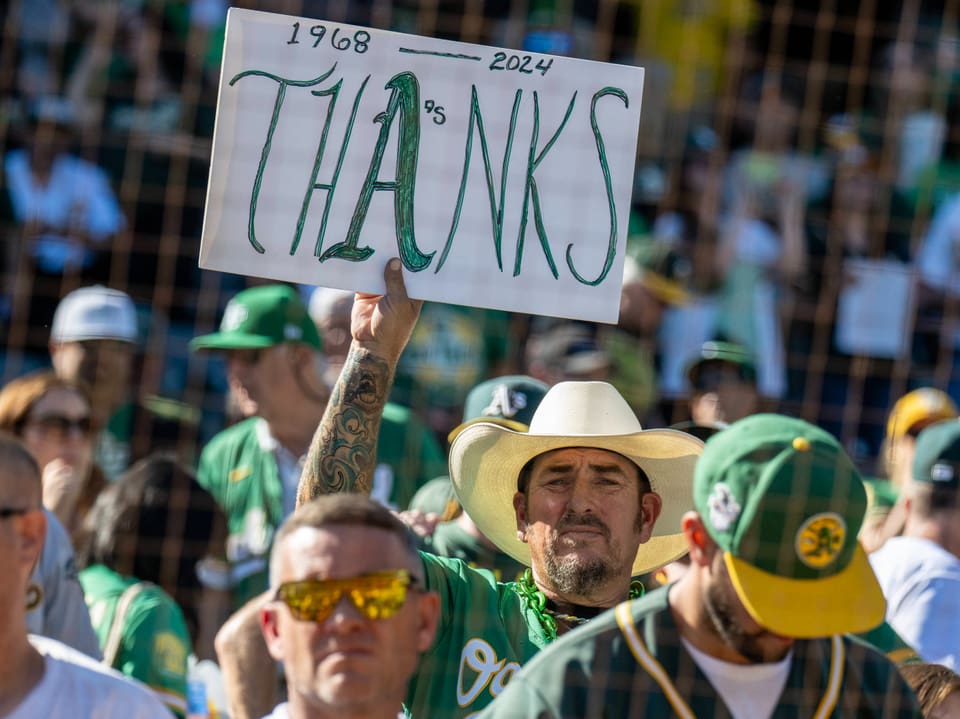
[298,346,393,505]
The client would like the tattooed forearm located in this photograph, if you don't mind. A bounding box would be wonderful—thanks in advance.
[297,346,394,506]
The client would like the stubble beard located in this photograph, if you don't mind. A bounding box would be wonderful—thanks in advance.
[543,541,615,596]
[702,580,787,664]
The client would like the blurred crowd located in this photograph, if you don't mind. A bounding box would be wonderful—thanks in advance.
[4,1,960,718]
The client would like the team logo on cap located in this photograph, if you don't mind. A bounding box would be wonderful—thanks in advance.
[481,384,528,419]
[707,483,741,532]
[795,512,846,569]
[931,462,955,482]
[222,303,249,331]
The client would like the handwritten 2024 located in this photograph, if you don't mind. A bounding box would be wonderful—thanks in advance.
[231,26,633,287]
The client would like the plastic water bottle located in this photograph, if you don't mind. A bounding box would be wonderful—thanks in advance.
[186,677,210,719]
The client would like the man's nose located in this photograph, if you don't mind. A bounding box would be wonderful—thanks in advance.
[567,475,595,513]
[324,595,367,630]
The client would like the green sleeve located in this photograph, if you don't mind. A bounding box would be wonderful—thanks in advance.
[851,621,920,665]
[117,589,191,717]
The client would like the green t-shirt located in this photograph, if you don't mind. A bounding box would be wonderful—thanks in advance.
[480,585,921,718]
[197,417,282,607]
[97,401,135,482]
[410,553,550,719]
[79,564,191,718]
[420,521,527,584]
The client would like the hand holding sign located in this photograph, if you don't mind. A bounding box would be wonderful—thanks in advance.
[352,258,423,364]
[201,8,645,322]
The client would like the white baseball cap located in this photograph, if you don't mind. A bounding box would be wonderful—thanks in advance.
[50,285,138,344]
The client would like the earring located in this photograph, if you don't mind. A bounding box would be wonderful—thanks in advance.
[25,583,43,611]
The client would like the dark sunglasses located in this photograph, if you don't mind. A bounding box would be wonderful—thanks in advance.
[275,569,421,623]
[24,414,92,437]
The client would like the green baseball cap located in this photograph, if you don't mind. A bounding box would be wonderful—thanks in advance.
[694,414,885,638]
[190,285,321,352]
[447,375,550,444]
[912,419,960,487]
[408,476,460,519]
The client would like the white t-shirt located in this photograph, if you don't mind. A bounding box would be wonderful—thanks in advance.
[9,636,172,718]
[26,510,102,659]
[261,702,407,719]
[682,637,792,719]
[869,535,960,669]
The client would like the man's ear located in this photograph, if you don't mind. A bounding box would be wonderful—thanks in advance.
[513,492,528,543]
[681,512,714,567]
[415,590,441,653]
[19,510,46,573]
[638,491,663,542]
[260,606,285,662]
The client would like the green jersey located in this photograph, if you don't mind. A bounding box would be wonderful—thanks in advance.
[480,586,921,718]
[79,564,191,717]
[197,417,282,607]
[410,553,550,719]
[420,521,527,584]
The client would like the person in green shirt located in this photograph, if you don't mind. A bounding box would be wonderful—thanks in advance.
[481,414,921,718]
[78,453,230,717]
[192,284,445,608]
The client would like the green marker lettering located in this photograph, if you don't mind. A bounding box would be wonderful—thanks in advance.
[289,75,371,257]
[229,66,338,254]
[436,86,522,273]
[322,72,434,271]
[514,91,577,278]
[566,87,628,286]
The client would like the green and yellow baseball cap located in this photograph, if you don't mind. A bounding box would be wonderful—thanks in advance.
[190,285,321,351]
[912,418,960,487]
[886,388,957,441]
[694,414,885,638]
[447,375,550,444]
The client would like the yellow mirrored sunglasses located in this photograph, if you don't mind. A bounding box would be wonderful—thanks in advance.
[274,569,421,623]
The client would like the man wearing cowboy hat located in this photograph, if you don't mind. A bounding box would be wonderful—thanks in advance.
[214,261,703,719]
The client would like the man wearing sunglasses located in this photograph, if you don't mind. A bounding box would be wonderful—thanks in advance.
[259,493,439,719]
[0,432,171,718]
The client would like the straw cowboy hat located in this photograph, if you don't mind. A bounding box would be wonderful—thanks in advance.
[448,381,705,576]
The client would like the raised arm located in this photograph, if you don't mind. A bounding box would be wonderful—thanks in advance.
[297,259,422,505]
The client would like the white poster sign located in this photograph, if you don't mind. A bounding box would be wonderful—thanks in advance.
[199,8,645,323]
[835,258,916,358]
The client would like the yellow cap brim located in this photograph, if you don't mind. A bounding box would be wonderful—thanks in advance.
[640,272,689,306]
[724,545,886,638]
